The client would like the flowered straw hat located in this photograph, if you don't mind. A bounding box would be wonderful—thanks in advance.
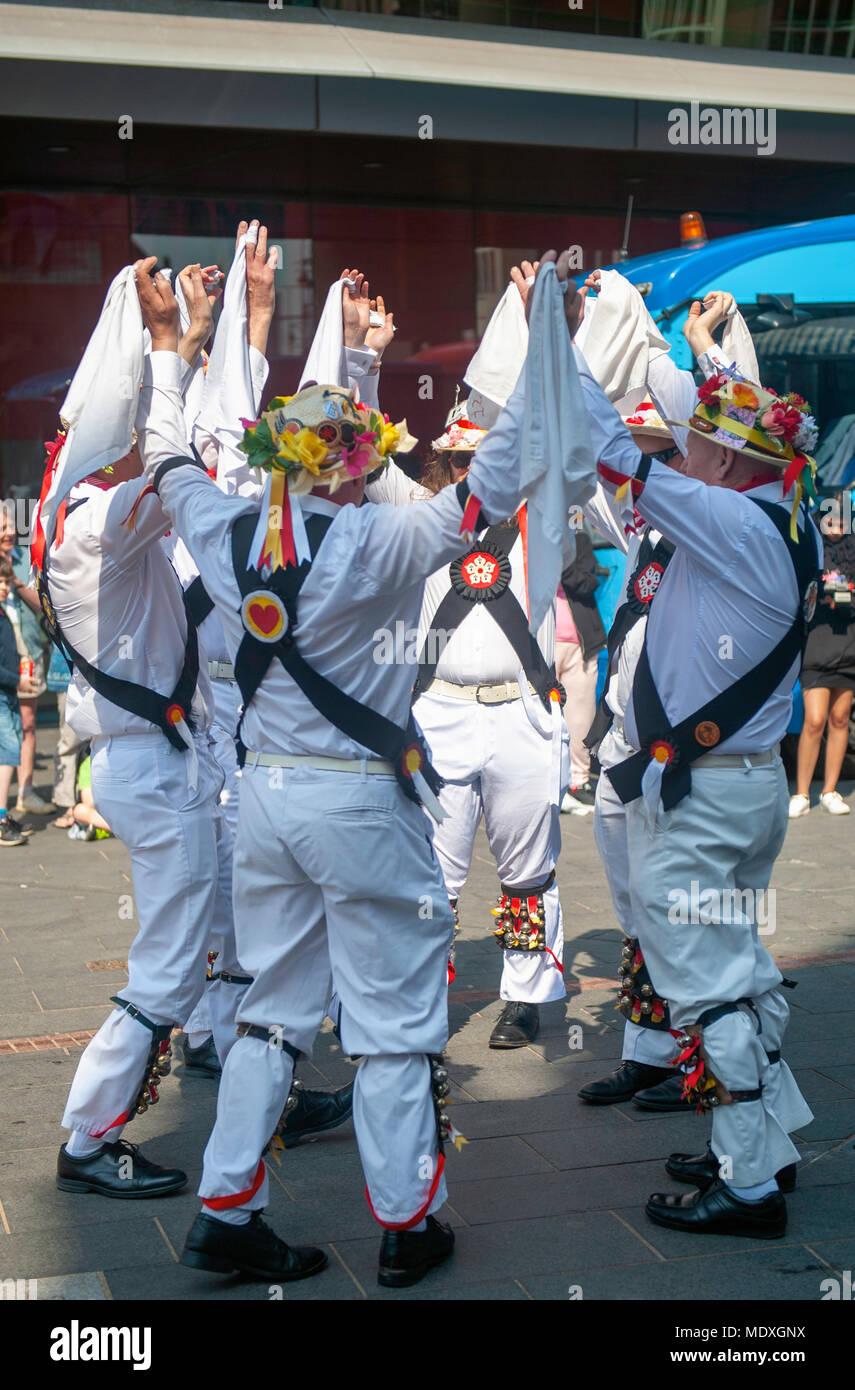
[430,417,487,453]
[669,374,819,537]
[622,397,674,441]
[239,383,415,570]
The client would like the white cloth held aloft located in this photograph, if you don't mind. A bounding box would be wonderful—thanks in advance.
[721,302,759,381]
[573,269,670,407]
[41,265,144,547]
[195,233,254,451]
[300,278,354,391]
[521,262,596,633]
[464,283,529,417]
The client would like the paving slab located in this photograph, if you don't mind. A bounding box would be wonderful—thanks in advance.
[1,732,852,1302]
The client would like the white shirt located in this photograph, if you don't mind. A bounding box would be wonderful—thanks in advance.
[48,355,213,741]
[419,529,555,685]
[140,353,530,759]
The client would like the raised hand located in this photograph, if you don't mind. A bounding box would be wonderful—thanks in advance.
[177,263,214,366]
[684,289,734,356]
[529,250,585,339]
[341,267,371,348]
[365,294,395,356]
[510,258,540,305]
[134,256,179,352]
[245,220,277,353]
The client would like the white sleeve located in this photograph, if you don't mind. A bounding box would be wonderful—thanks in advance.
[343,346,380,408]
[364,460,427,508]
[580,482,631,554]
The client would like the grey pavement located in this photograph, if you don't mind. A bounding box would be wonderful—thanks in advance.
[1,731,854,1302]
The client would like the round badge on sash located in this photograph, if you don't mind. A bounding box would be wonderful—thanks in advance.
[633,561,665,605]
[803,578,818,625]
[241,590,289,644]
[694,720,721,749]
[449,543,511,603]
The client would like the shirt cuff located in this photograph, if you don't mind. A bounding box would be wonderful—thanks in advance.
[144,350,192,391]
[699,346,739,379]
[344,345,378,377]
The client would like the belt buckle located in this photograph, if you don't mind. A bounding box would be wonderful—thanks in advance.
[475,682,496,704]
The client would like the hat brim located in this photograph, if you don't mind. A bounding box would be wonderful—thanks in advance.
[625,420,675,442]
[664,417,792,467]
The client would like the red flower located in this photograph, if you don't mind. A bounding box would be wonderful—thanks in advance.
[697,373,726,407]
[760,404,803,444]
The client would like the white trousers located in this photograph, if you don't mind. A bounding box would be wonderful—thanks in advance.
[198,766,453,1226]
[414,692,565,1004]
[62,732,222,1138]
[183,680,252,1063]
[624,758,812,1185]
[593,769,675,1067]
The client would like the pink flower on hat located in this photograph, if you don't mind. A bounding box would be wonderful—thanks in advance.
[760,404,802,444]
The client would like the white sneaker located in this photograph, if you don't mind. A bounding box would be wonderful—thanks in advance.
[820,790,851,815]
[788,794,811,819]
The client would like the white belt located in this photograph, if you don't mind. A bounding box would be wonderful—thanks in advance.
[693,746,779,769]
[208,660,235,680]
[425,677,535,705]
[243,750,395,775]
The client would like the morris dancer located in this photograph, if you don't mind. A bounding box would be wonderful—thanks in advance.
[594,368,819,1238]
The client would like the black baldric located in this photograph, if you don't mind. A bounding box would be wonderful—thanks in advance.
[38,497,199,753]
[413,516,561,709]
[607,500,821,810]
[585,529,674,756]
[229,511,443,809]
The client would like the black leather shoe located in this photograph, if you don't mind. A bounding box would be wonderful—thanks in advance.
[378,1215,455,1288]
[665,1145,797,1194]
[646,1179,786,1239]
[182,1034,222,1079]
[489,1001,539,1049]
[181,1210,327,1281]
[633,1071,692,1111]
[57,1140,187,1199]
[275,1080,354,1149]
[578,1060,673,1104]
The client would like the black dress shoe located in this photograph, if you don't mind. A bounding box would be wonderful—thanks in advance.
[646,1179,786,1239]
[181,1210,327,1281]
[489,1001,539,1049]
[56,1140,187,1199]
[633,1070,692,1112]
[275,1080,354,1150]
[378,1215,455,1288]
[665,1145,797,1194]
[182,1034,222,1079]
[578,1059,673,1104]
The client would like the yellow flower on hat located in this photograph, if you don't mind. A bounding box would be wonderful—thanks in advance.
[274,427,329,475]
[377,421,400,457]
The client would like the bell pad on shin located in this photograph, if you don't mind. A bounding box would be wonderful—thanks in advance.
[616,937,670,1029]
[490,877,552,952]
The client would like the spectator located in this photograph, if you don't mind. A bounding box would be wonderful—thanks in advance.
[0,556,36,846]
[557,531,607,814]
[67,754,112,842]
[790,492,855,817]
[0,511,55,814]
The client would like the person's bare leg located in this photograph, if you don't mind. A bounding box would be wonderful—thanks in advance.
[797,688,829,796]
[822,688,853,794]
[73,799,112,833]
[0,764,13,814]
[16,697,36,795]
